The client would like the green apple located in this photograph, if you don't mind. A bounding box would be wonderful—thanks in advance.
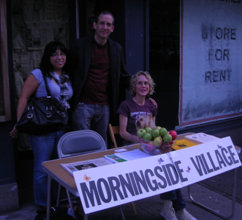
[163,133,172,142]
[159,127,168,137]
[137,128,146,138]
[152,128,160,138]
[143,132,152,141]
[153,136,162,146]
[156,126,162,130]
[145,126,152,134]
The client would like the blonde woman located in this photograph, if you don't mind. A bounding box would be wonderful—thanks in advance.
[118,71,197,220]
[118,71,157,144]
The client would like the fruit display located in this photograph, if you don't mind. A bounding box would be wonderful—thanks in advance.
[137,126,177,155]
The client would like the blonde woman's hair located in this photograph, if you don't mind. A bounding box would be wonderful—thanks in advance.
[130,71,155,96]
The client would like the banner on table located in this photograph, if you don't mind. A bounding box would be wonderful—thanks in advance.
[74,137,241,214]
[179,0,242,127]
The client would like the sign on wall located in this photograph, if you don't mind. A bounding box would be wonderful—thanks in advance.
[179,0,242,127]
[74,137,241,214]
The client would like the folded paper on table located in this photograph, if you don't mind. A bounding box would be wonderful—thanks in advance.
[104,149,150,163]
[61,158,112,175]
[172,139,197,150]
[185,132,219,143]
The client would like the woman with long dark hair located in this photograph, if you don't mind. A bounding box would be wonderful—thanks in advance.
[10,41,73,219]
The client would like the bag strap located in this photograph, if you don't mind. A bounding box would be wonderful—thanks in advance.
[42,73,51,97]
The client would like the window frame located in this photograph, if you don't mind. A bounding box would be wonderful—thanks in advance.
[0,0,11,122]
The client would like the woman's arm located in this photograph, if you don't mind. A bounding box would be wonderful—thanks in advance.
[10,74,39,137]
[16,74,39,121]
[150,116,156,128]
[119,114,139,143]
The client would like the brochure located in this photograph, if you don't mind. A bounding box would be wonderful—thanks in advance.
[104,154,127,163]
[172,139,197,150]
[61,158,112,175]
[104,149,150,163]
[185,132,219,143]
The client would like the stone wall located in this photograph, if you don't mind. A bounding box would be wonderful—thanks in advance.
[11,0,69,150]
[11,0,69,97]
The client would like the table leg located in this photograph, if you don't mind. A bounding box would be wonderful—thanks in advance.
[120,206,126,220]
[66,189,76,219]
[46,175,51,220]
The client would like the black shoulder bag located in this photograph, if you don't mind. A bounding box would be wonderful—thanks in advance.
[16,74,68,135]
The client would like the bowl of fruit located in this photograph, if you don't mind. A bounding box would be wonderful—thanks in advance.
[137,126,177,155]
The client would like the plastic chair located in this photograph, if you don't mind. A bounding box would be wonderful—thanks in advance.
[56,130,107,218]
[57,129,107,158]
[108,123,137,216]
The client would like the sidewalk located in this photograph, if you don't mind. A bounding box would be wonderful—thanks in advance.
[0,182,242,220]
[86,184,242,220]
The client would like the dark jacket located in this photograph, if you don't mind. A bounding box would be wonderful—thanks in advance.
[69,36,130,123]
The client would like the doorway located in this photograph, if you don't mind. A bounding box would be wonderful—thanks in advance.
[149,0,180,130]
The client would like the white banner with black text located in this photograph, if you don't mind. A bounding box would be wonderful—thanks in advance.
[74,137,241,214]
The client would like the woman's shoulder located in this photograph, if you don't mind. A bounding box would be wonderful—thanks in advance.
[118,99,134,117]
[118,98,134,111]
[30,69,43,82]
[120,98,134,106]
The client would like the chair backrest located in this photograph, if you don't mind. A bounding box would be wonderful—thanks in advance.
[57,130,107,158]
[108,124,119,148]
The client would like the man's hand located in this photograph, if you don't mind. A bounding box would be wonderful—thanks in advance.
[149,97,158,108]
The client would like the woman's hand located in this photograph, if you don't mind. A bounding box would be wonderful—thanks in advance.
[160,141,174,153]
[9,124,18,138]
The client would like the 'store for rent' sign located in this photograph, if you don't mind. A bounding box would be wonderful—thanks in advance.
[73,137,241,214]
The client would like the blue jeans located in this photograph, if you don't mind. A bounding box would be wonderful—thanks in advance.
[160,189,186,211]
[29,130,64,207]
[72,102,109,144]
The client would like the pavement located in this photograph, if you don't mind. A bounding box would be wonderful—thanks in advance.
[0,178,242,220]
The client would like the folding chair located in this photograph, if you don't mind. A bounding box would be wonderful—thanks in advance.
[57,129,107,158]
[108,123,138,215]
[108,123,120,148]
[56,129,107,218]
